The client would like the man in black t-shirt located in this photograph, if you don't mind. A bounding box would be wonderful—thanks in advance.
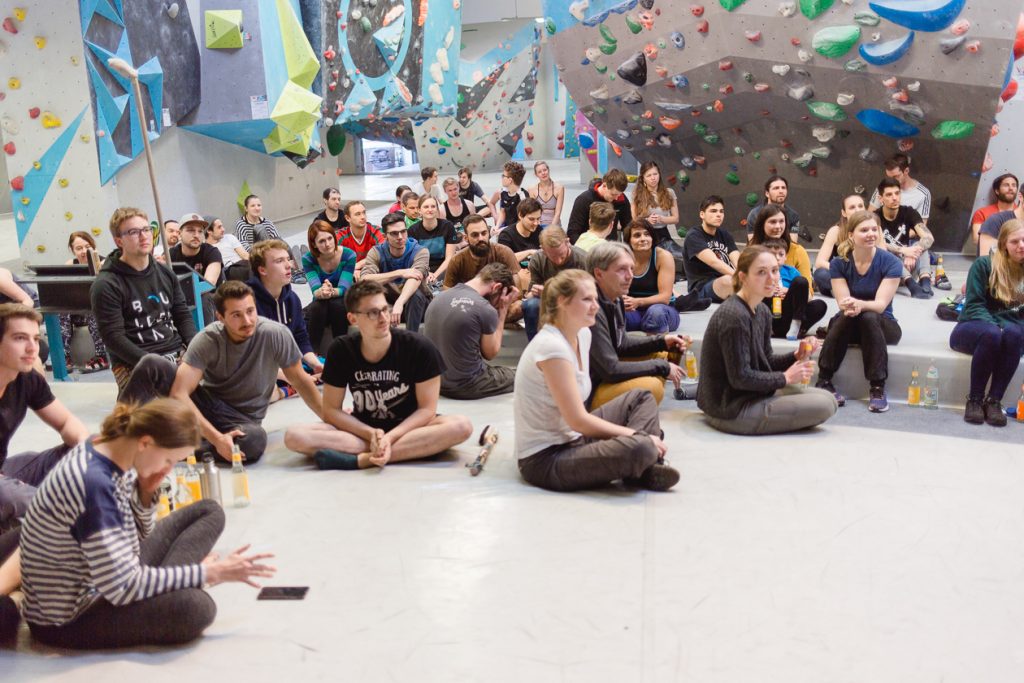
[316,187,349,233]
[682,195,739,303]
[875,178,935,299]
[170,213,223,286]
[284,280,473,470]
[0,305,88,530]
[497,197,543,292]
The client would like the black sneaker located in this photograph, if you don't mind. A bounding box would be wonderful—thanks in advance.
[935,273,952,290]
[815,379,846,407]
[638,463,680,491]
[983,397,1007,427]
[905,278,929,299]
[964,397,985,424]
[919,277,934,297]
[868,386,889,413]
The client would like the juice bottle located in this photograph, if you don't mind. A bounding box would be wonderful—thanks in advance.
[232,445,251,508]
[907,366,921,407]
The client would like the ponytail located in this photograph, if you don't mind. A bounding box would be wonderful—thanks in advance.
[95,398,200,449]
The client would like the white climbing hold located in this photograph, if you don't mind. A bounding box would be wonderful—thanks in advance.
[590,84,610,100]
[812,125,836,142]
[430,62,444,84]
[570,0,589,21]
[428,83,444,104]
[907,81,920,92]
[436,48,449,71]
[779,2,796,17]
[444,27,455,49]
[798,49,812,62]
[772,64,791,76]
[166,2,179,19]
[836,92,855,105]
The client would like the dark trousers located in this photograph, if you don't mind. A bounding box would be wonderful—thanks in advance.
[950,320,1024,400]
[121,355,268,463]
[384,285,429,333]
[441,365,516,400]
[818,311,902,384]
[224,261,251,282]
[0,444,71,532]
[517,390,661,492]
[305,296,349,353]
[29,501,224,649]
[812,267,833,297]
[767,277,827,338]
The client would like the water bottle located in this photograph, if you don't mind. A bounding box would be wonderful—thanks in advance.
[156,481,172,520]
[173,469,194,509]
[184,455,203,502]
[684,349,698,379]
[923,360,939,410]
[799,339,814,387]
[907,366,921,407]
[199,456,223,505]
[231,444,251,508]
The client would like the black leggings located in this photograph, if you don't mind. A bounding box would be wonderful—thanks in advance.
[305,296,349,351]
[766,277,827,338]
[818,310,902,385]
[29,500,225,649]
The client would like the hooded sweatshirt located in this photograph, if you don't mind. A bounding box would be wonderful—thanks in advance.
[89,250,196,369]
[566,179,632,245]
[247,276,314,355]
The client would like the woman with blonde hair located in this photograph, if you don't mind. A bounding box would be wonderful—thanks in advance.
[14,398,274,648]
[815,210,903,412]
[950,219,1024,426]
[812,193,866,296]
[529,160,565,229]
[513,269,678,492]
[698,246,836,435]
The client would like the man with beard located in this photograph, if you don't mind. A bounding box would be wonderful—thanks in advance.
[443,215,520,288]
[973,173,1019,253]
[521,226,587,339]
[119,281,322,464]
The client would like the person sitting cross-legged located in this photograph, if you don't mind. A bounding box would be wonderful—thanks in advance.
[513,269,678,493]
[358,212,432,333]
[423,263,520,400]
[120,281,322,464]
[284,280,473,471]
[585,242,690,409]
[522,226,588,340]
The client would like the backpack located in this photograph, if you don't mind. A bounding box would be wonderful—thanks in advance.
[935,294,964,322]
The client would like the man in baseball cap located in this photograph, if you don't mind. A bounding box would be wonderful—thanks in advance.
[170,213,222,288]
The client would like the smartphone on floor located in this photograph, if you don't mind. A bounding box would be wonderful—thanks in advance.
[257,586,309,601]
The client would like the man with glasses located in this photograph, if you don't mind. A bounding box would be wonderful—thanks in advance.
[284,280,472,470]
[91,207,197,395]
[358,212,431,332]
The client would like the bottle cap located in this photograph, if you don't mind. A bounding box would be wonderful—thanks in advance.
[186,454,197,465]
[231,451,243,463]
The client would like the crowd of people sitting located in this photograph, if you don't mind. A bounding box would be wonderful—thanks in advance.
[0,154,1022,649]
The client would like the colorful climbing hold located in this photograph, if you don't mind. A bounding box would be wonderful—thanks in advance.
[931,120,975,139]
[807,101,848,121]
[28,107,39,119]
[7,77,19,89]
[545,18,556,35]
[720,0,748,10]
[64,212,73,221]
[625,14,643,34]
[869,0,967,32]
[13,7,25,21]
[745,193,759,206]
[33,36,45,49]
[670,32,685,49]
[725,172,741,185]
[859,31,915,65]
[854,11,880,26]
[856,109,921,138]
[2,18,16,34]
[2,142,13,155]
[812,25,861,58]
[965,40,980,53]
[10,176,22,191]
[800,0,835,19]
[58,178,68,188]
[696,19,709,33]
[745,30,761,42]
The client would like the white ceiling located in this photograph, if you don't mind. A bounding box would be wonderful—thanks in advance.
[461,0,544,25]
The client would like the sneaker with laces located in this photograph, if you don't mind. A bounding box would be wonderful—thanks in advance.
[983,397,1007,427]
[815,379,846,407]
[935,273,952,290]
[638,463,680,491]
[963,397,985,424]
[868,386,889,412]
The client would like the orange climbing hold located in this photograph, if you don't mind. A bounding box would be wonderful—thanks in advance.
[713,100,724,112]
[658,115,682,130]
[418,0,428,27]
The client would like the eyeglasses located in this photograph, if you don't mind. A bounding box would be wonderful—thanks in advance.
[354,306,391,319]
[386,229,408,237]
[119,228,150,240]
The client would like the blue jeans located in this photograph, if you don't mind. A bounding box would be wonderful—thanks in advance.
[624,304,680,334]
[523,296,541,340]
[949,319,1024,400]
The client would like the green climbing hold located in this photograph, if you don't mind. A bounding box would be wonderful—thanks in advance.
[853,11,880,26]
[599,24,617,44]
[807,101,848,121]
[457,92,465,104]
[545,18,556,35]
[438,139,452,147]
[753,152,761,159]
[600,42,617,55]
[641,124,655,132]
[702,83,710,91]
[595,63,608,73]
[743,72,754,83]
[745,192,759,206]
[625,14,642,34]
[719,0,749,10]
[677,226,688,238]
[800,0,835,20]
[359,15,372,32]
[844,58,867,72]
[812,25,861,58]
[594,105,607,114]
[694,122,708,135]
[676,170,690,185]
[702,132,721,144]
[326,124,347,156]
[726,172,741,185]
[657,38,666,49]
[931,120,975,140]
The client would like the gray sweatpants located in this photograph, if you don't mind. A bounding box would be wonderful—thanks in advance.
[29,500,225,649]
[517,390,662,492]
[441,365,516,400]
[704,386,837,435]
[0,444,71,532]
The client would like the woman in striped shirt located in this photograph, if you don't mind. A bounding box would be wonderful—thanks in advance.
[17,398,275,648]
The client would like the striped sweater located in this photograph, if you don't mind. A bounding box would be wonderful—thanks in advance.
[20,440,205,626]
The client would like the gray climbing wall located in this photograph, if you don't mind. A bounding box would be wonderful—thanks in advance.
[544,0,1021,248]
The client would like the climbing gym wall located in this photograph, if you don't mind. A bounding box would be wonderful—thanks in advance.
[412,23,541,171]
[0,4,119,263]
[544,0,1020,248]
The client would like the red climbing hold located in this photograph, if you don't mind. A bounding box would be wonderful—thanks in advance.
[696,19,709,33]
[2,18,17,34]
[691,5,704,16]
[1002,79,1018,102]
[10,175,23,191]
[28,107,39,118]
[3,142,14,155]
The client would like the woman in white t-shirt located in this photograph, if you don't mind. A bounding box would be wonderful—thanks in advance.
[513,269,679,492]
[206,216,251,281]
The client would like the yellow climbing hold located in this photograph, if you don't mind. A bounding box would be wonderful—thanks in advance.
[58,178,68,188]
[64,211,73,221]
[32,160,40,169]
[20,197,29,205]
[13,8,25,21]
[80,134,91,143]
[33,36,45,49]
[36,245,45,253]
[91,227,102,236]
[70,55,79,65]
[7,77,19,89]
[41,112,61,129]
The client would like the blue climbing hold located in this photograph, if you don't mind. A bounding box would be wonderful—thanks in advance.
[859,31,915,65]
[438,148,446,155]
[579,132,596,149]
[856,109,921,138]
[868,0,966,32]
[670,32,685,49]
[672,74,689,89]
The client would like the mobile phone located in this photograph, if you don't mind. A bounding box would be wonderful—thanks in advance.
[257,586,309,601]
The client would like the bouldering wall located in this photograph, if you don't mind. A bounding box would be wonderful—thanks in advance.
[411,23,541,171]
[544,0,1021,248]
[0,4,119,263]
[183,0,323,166]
